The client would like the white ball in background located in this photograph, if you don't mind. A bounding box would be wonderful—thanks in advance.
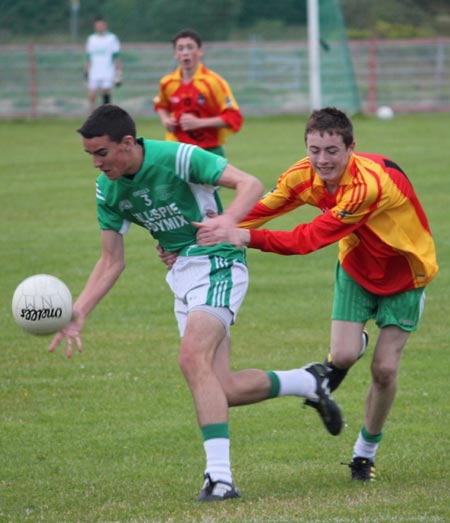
[376,106,394,120]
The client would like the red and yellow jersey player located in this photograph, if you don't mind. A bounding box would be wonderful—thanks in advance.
[154,28,243,158]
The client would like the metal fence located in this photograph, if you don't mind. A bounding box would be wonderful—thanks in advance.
[0,38,449,118]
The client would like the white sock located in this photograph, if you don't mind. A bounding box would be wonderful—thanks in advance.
[353,433,379,460]
[274,368,317,398]
[204,438,232,484]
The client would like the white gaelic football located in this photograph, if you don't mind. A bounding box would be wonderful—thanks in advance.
[12,274,73,335]
[376,106,394,120]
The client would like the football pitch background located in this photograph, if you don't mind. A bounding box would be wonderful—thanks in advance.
[1,114,449,523]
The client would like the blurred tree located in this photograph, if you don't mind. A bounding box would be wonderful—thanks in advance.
[237,0,306,27]
[341,0,434,33]
[0,0,448,42]
[79,0,242,42]
[0,0,67,36]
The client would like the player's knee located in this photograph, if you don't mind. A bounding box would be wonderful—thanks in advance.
[329,351,356,369]
[178,348,200,380]
[371,362,397,387]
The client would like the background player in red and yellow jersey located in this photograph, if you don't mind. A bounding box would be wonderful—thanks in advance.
[153,28,243,157]
[195,107,439,482]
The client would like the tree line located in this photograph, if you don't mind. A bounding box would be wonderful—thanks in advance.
[0,0,448,43]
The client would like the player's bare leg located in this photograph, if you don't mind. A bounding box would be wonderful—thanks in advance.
[179,310,228,427]
[326,320,368,391]
[88,89,97,113]
[211,325,343,435]
[330,320,367,368]
[212,335,272,406]
[344,325,409,481]
[364,325,409,434]
[179,310,240,500]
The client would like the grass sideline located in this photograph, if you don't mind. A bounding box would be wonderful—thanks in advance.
[0,114,449,523]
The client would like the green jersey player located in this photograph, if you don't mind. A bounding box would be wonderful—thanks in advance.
[49,104,344,501]
[95,138,245,262]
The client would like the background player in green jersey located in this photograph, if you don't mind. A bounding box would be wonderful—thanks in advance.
[49,104,343,501]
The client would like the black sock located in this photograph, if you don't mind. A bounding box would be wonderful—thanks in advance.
[103,93,111,104]
[325,360,348,392]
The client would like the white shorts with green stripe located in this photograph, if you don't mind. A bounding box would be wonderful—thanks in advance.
[166,255,249,337]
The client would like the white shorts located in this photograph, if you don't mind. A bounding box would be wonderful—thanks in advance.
[165,255,248,337]
[88,74,114,90]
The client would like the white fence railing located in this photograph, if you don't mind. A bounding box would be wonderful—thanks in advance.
[0,38,449,118]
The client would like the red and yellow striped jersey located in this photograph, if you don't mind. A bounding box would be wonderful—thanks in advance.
[241,153,438,295]
[154,64,243,149]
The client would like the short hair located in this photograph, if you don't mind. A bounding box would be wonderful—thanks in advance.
[94,15,105,23]
[172,28,202,48]
[304,107,354,147]
[77,104,136,143]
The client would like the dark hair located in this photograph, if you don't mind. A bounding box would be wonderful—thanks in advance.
[304,107,354,147]
[77,104,136,142]
[94,15,105,23]
[172,28,202,48]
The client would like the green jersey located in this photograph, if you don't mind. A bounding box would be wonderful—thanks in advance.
[96,138,246,263]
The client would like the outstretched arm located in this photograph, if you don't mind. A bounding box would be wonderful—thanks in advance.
[48,229,125,358]
[196,209,362,254]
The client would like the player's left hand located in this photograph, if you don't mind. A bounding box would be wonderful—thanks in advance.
[194,214,246,247]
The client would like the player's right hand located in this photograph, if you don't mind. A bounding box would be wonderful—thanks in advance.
[163,116,178,132]
[48,310,85,358]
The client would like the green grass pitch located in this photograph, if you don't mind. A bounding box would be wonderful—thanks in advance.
[0,113,449,523]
